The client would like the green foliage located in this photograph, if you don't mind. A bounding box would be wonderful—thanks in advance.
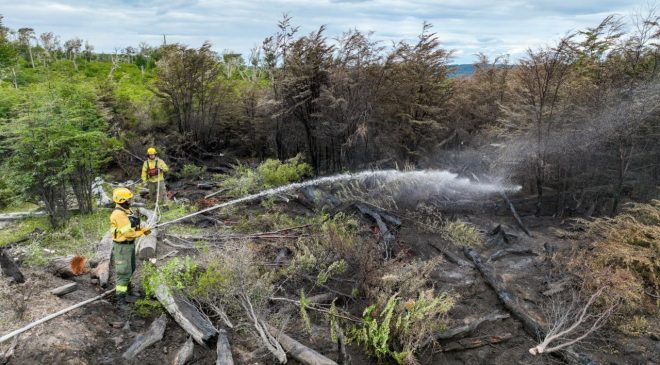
[350,291,455,364]
[134,298,164,317]
[0,209,106,266]
[189,258,232,300]
[442,220,483,247]
[217,155,312,197]
[350,294,403,361]
[176,164,207,180]
[0,79,119,226]
[257,154,312,188]
[317,259,347,285]
[0,217,47,247]
[158,202,196,223]
[141,256,198,298]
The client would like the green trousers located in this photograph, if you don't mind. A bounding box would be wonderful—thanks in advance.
[112,242,136,294]
[147,180,167,205]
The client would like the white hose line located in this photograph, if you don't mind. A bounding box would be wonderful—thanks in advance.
[0,289,116,344]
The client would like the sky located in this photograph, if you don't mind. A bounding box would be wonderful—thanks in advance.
[0,0,653,64]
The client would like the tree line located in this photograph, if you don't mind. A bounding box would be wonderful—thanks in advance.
[0,11,658,226]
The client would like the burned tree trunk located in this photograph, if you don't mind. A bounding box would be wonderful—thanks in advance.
[173,336,194,365]
[155,284,218,347]
[266,324,338,365]
[122,314,168,359]
[439,333,513,352]
[216,328,234,365]
[423,311,510,346]
[0,249,24,284]
[465,248,596,365]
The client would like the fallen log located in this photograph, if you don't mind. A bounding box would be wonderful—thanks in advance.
[439,333,513,352]
[423,311,510,346]
[155,284,218,347]
[204,188,229,199]
[0,211,47,222]
[354,202,401,227]
[0,249,25,284]
[429,242,473,267]
[487,224,514,245]
[499,192,531,237]
[216,328,234,365]
[266,324,338,365]
[488,247,537,262]
[355,203,395,259]
[89,232,113,287]
[464,248,596,365]
[173,336,195,365]
[163,238,198,251]
[50,282,79,297]
[122,314,168,360]
[48,255,87,278]
[542,279,571,297]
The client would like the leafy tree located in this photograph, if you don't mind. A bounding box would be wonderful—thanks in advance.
[1,80,118,226]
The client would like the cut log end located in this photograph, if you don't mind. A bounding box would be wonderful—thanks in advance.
[49,255,88,278]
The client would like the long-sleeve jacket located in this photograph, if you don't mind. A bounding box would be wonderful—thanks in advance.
[111,205,144,242]
[141,158,169,183]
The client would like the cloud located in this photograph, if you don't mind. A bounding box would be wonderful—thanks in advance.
[0,0,648,63]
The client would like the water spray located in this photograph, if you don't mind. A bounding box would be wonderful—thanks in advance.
[151,169,520,229]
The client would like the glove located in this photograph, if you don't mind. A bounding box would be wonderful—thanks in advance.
[142,228,152,236]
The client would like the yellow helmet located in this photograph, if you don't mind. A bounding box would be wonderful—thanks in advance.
[112,188,134,204]
[147,147,157,155]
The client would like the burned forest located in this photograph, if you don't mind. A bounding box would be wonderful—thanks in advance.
[0,6,659,365]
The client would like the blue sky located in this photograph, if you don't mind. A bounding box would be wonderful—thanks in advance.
[0,0,651,63]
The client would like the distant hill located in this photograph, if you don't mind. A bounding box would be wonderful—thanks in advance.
[449,64,474,77]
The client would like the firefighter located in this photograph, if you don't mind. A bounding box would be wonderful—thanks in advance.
[111,188,151,307]
[141,147,169,206]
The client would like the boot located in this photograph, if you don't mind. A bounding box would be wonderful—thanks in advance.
[115,293,130,311]
[124,293,138,303]
[127,284,142,302]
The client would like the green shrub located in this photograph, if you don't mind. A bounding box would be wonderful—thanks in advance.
[134,298,164,317]
[217,155,312,196]
[350,291,455,364]
[257,154,312,188]
[176,164,207,180]
[442,220,483,247]
[142,256,198,298]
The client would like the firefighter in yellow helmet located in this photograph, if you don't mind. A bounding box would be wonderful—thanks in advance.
[111,188,151,307]
[141,147,169,206]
